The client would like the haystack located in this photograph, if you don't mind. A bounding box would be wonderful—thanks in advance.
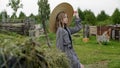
[0,31,70,68]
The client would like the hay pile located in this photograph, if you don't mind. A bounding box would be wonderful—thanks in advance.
[0,32,70,68]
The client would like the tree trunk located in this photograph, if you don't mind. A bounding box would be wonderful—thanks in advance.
[42,20,51,47]
[13,12,16,22]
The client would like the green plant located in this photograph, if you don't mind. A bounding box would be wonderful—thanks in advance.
[0,32,70,68]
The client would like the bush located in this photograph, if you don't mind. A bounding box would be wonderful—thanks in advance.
[97,19,113,26]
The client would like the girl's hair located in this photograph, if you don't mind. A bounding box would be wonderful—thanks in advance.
[55,11,65,32]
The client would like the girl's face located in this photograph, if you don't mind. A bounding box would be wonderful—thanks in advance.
[62,13,68,24]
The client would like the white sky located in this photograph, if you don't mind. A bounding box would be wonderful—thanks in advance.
[0,0,120,17]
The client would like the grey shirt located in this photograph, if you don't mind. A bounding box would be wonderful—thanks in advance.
[56,18,82,68]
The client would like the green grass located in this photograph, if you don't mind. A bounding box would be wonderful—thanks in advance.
[73,35,120,68]
[45,32,120,68]
[1,31,119,68]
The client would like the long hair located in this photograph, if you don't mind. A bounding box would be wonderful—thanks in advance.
[55,11,66,33]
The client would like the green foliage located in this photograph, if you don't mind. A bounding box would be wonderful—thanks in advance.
[112,8,120,24]
[1,11,9,18]
[29,13,35,18]
[38,47,70,68]
[96,19,113,26]
[18,11,26,19]
[27,14,41,24]
[0,32,70,68]
[37,0,51,47]
[0,11,9,21]
[38,33,56,46]
[28,13,36,23]
[10,12,17,19]
[8,0,23,19]
[97,10,109,21]
[83,10,96,25]
[48,33,56,41]
[0,30,21,36]
[35,15,41,24]
[0,13,1,20]
[8,0,23,12]
[78,8,85,20]
[37,0,50,23]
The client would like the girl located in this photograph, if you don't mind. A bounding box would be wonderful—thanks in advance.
[49,3,84,68]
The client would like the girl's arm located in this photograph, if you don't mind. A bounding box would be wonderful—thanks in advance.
[69,12,82,34]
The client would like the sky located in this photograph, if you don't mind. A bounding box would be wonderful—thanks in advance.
[0,0,120,17]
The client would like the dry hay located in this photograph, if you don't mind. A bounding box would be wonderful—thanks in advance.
[0,32,70,68]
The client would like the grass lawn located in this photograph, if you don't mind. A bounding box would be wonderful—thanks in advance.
[2,31,119,68]
[46,32,120,68]
[73,35,120,68]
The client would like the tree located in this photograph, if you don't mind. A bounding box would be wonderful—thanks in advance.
[11,12,17,19]
[0,11,9,22]
[18,11,26,19]
[83,10,96,25]
[82,10,96,38]
[29,14,35,18]
[112,8,120,24]
[7,0,23,19]
[35,15,41,24]
[0,12,2,22]
[38,0,50,47]
[78,8,84,20]
[97,10,109,21]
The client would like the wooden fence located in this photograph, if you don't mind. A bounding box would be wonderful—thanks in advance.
[0,19,43,36]
[97,26,111,36]
[89,25,120,41]
[89,26,97,36]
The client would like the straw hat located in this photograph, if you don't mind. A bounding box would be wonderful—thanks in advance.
[49,2,74,33]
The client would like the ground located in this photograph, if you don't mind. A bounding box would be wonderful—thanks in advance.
[48,32,120,68]
[1,31,120,68]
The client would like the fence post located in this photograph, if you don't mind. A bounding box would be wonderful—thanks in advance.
[118,30,120,42]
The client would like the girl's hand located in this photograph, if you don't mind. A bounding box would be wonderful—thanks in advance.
[74,11,80,19]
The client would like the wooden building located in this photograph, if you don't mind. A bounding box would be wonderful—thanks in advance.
[111,25,120,41]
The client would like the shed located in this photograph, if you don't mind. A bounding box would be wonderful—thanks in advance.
[111,25,120,41]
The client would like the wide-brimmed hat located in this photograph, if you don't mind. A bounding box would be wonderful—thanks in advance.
[49,2,74,33]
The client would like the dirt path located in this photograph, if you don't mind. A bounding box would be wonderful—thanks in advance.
[85,60,109,68]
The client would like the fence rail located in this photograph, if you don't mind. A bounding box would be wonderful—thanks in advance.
[0,18,35,36]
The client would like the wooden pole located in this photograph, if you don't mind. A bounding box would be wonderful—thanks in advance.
[42,20,51,47]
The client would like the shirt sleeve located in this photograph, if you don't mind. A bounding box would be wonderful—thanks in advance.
[69,17,82,34]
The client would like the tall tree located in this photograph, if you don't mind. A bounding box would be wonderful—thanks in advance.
[82,10,96,38]
[18,11,26,19]
[0,11,9,22]
[38,0,50,47]
[78,8,84,20]
[83,10,96,25]
[35,15,41,24]
[7,0,23,19]
[97,10,109,21]
[112,8,120,24]
[29,13,36,19]
[11,13,17,19]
